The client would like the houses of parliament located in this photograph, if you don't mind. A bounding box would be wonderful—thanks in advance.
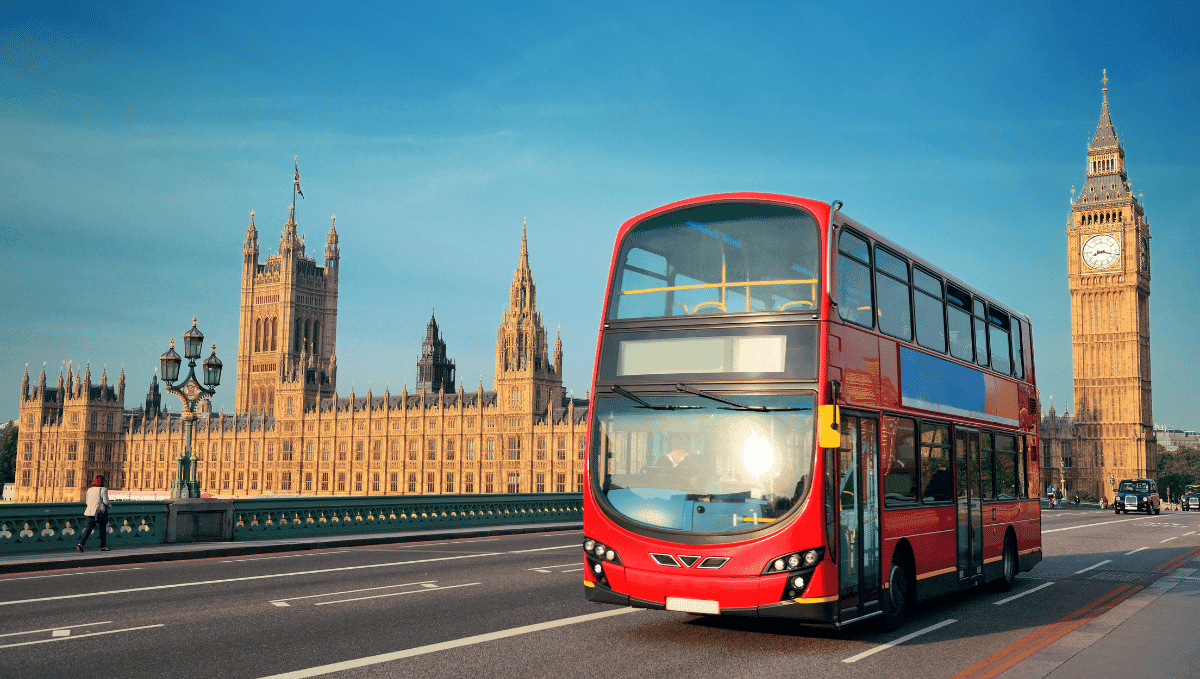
[13,205,589,503]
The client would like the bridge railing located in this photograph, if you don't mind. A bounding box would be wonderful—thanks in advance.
[0,493,582,555]
[0,501,169,553]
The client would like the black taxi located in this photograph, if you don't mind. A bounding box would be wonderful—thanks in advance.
[1114,478,1160,515]
[1181,484,1199,512]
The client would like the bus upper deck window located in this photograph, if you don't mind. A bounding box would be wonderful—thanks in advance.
[837,230,873,328]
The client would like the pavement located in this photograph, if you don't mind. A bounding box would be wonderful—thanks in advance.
[0,520,582,574]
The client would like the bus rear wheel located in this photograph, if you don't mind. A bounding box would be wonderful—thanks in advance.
[881,561,910,631]
[997,536,1018,592]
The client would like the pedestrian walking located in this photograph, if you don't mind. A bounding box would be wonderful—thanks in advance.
[77,474,110,552]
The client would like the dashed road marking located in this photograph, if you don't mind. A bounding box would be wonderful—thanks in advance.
[1075,560,1111,574]
[0,624,164,649]
[842,619,958,663]
[994,582,1055,605]
[254,608,640,678]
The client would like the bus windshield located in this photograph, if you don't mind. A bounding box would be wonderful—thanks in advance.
[609,202,821,320]
[594,392,815,534]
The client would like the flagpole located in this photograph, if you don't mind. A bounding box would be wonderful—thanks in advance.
[293,155,298,224]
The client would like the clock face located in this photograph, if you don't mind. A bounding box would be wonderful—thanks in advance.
[1082,234,1121,270]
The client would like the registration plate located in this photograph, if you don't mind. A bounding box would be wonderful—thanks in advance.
[1125,495,1138,506]
[665,597,720,614]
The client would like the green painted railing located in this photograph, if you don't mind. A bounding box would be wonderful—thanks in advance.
[0,494,582,555]
[231,494,582,538]
[0,501,168,553]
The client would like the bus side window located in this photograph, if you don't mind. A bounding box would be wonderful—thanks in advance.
[913,267,947,354]
[882,416,918,507]
[874,246,912,341]
[988,307,1013,375]
[1012,318,1025,380]
[946,284,973,362]
[837,229,873,328]
[972,298,989,368]
[980,431,995,501]
[919,422,952,504]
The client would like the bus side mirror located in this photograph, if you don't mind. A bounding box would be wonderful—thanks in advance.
[818,405,840,449]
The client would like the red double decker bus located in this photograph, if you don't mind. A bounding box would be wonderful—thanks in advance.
[583,193,1041,629]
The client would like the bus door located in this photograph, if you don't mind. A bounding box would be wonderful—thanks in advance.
[837,412,881,620]
[955,427,983,582]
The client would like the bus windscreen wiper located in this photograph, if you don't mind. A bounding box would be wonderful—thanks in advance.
[611,384,702,410]
[675,383,811,412]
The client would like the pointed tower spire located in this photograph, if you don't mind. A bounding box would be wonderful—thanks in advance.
[1089,69,1120,151]
[325,214,339,266]
[520,217,529,269]
[21,365,29,399]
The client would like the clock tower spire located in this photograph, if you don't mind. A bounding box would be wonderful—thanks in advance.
[1065,72,1155,498]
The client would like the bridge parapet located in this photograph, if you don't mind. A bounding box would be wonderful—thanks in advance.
[0,494,582,554]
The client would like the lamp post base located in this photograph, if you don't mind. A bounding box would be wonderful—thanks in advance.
[170,481,203,499]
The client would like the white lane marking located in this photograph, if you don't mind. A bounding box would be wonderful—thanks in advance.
[0,621,113,638]
[507,545,578,553]
[994,581,1055,606]
[0,552,503,608]
[52,630,69,637]
[1184,531,1196,537]
[222,550,351,563]
[527,563,581,571]
[561,567,584,573]
[420,583,438,588]
[255,608,640,678]
[3,568,144,581]
[842,619,958,663]
[314,582,479,606]
[0,624,164,650]
[1125,547,1149,555]
[1161,537,1179,543]
[268,580,438,606]
[1044,516,1155,533]
[1075,560,1112,574]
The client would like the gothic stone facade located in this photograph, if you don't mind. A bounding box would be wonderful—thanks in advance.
[1061,74,1156,498]
[13,212,588,502]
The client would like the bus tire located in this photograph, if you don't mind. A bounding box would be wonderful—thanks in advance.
[997,535,1018,592]
[881,561,910,631]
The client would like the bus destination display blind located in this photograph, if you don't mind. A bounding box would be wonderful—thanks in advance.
[617,335,787,376]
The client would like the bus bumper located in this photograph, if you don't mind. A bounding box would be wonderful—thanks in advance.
[584,580,836,624]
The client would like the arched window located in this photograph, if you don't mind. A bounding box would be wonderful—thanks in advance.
[295,319,302,352]
[254,319,261,352]
[312,321,320,354]
[510,388,519,407]
[304,320,312,351]
[271,318,278,351]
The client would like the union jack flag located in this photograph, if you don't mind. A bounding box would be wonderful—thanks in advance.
[294,159,304,199]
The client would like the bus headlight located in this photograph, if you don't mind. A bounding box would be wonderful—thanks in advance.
[763,547,824,575]
[793,576,805,590]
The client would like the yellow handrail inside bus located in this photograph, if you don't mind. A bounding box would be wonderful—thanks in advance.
[621,278,818,314]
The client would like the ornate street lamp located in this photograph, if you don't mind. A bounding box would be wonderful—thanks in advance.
[159,317,222,498]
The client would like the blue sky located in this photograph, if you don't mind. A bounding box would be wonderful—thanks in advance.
[1,0,1197,429]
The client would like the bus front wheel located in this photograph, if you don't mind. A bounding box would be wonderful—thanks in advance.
[881,561,910,631]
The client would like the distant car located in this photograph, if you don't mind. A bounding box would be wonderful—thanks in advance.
[1113,478,1160,515]
[1181,484,1199,512]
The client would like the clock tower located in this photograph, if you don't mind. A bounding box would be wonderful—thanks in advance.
[1067,72,1155,498]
